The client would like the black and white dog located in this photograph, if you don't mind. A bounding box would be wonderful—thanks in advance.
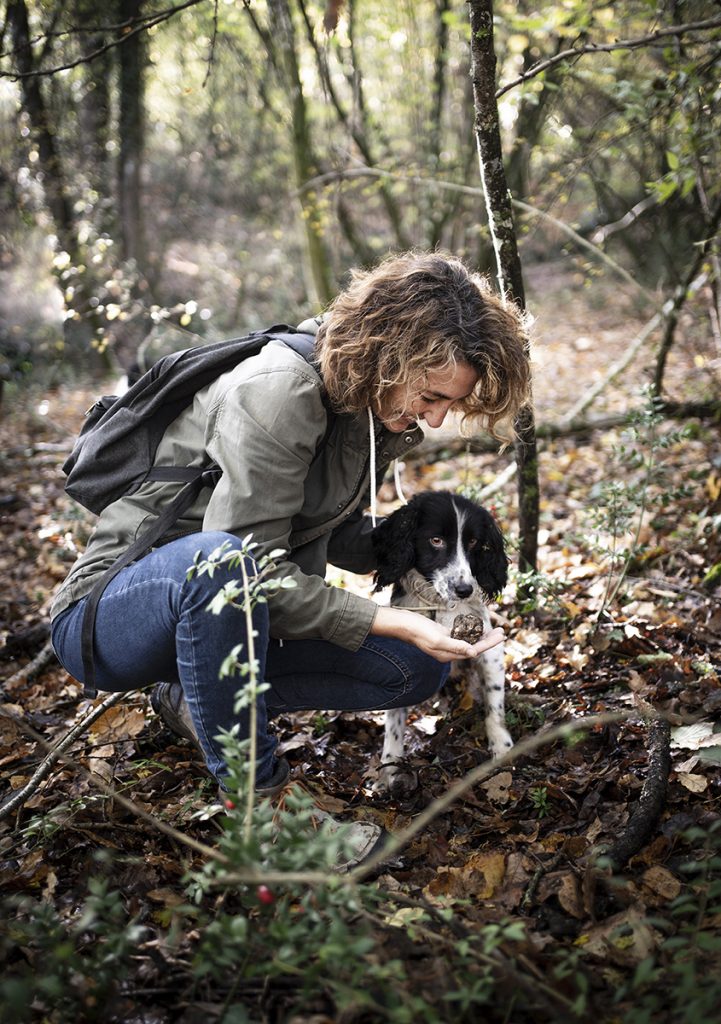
[372,490,513,796]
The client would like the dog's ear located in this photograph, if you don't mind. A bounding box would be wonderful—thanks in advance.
[372,504,419,590]
[471,512,508,600]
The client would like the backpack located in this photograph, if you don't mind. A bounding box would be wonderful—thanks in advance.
[64,325,318,514]
[64,325,324,696]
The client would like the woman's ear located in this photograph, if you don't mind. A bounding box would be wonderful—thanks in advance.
[372,504,419,590]
[471,513,508,600]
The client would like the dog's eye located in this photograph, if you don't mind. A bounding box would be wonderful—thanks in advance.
[429,537,446,549]
[467,538,478,549]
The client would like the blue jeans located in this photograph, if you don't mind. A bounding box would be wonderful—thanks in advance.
[51,532,448,785]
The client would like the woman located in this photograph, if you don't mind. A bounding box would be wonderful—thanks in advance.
[50,251,529,805]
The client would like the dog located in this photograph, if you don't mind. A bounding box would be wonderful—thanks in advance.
[371,490,513,797]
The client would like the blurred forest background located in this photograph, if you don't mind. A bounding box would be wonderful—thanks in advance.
[1,3,721,1023]
[0,0,719,398]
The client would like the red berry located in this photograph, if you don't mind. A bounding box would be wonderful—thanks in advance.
[224,798,236,810]
[256,885,275,905]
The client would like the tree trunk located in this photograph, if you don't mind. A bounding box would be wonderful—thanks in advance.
[297,0,411,255]
[6,0,103,359]
[7,0,77,259]
[267,0,334,306]
[75,0,113,222]
[467,0,539,574]
[118,0,146,270]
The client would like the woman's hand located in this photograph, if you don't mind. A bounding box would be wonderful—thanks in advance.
[370,606,504,663]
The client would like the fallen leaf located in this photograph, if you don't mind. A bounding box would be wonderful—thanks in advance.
[147,887,187,908]
[557,873,584,919]
[577,907,662,966]
[676,772,708,793]
[425,851,506,901]
[385,906,426,929]
[671,721,718,750]
[640,865,681,905]
[89,704,146,741]
[481,771,513,805]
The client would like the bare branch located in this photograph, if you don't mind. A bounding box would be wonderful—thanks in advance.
[299,164,656,302]
[590,193,659,245]
[496,15,721,99]
[0,691,126,822]
[0,0,208,79]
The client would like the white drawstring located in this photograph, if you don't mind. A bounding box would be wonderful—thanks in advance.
[393,459,408,505]
[368,407,378,527]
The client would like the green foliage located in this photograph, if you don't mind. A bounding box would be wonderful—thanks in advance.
[612,822,721,1024]
[528,785,550,818]
[510,566,568,616]
[0,880,144,1024]
[584,388,694,616]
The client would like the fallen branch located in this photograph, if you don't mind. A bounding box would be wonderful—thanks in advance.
[415,400,721,462]
[2,640,56,692]
[600,715,671,871]
[0,690,126,822]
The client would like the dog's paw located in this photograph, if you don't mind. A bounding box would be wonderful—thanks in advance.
[373,764,418,800]
[486,717,514,760]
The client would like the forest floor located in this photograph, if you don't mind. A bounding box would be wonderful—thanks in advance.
[1,263,721,1023]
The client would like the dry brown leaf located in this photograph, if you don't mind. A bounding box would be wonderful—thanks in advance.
[577,907,662,966]
[424,851,506,901]
[557,873,584,919]
[676,771,708,793]
[89,704,146,741]
[481,771,513,805]
[640,865,681,905]
[147,887,187,908]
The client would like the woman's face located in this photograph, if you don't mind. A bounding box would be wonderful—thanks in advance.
[376,361,479,433]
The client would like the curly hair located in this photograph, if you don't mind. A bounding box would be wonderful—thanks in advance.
[316,251,531,441]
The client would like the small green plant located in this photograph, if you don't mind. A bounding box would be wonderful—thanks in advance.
[585,389,693,619]
[510,566,568,615]
[528,785,550,818]
[0,880,144,1024]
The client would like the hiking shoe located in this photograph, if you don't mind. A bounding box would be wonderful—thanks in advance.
[274,784,390,873]
[218,756,292,803]
[314,811,389,873]
[150,681,198,745]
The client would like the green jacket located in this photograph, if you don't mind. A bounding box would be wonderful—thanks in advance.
[50,337,423,651]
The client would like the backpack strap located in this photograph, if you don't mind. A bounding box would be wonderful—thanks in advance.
[80,466,221,696]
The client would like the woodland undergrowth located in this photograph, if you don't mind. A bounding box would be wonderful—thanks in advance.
[0,380,720,1023]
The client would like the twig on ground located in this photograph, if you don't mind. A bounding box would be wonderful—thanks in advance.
[520,849,565,912]
[0,692,227,863]
[599,712,671,871]
[2,640,56,692]
[0,690,126,821]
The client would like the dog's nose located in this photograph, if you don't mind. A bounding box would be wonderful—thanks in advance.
[454,582,474,599]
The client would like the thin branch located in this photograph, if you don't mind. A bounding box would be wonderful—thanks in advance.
[349,711,631,882]
[0,0,208,53]
[0,690,126,822]
[298,165,657,303]
[496,15,721,99]
[0,0,207,79]
[201,0,219,88]
[415,400,721,461]
[654,196,721,395]
[0,690,226,861]
[2,640,55,690]
[590,193,659,245]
